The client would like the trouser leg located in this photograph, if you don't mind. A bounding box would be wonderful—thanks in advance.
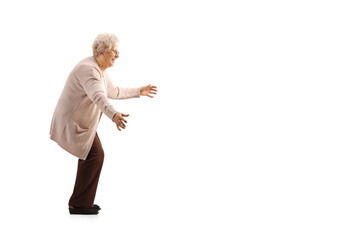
[68,132,104,208]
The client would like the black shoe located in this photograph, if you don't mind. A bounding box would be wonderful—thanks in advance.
[69,206,99,215]
[93,204,101,211]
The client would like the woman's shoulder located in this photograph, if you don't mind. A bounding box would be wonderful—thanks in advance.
[77,56,98,68]
[74,57,100,73]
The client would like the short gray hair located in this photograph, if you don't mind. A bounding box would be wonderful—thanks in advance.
[92,33,120,57]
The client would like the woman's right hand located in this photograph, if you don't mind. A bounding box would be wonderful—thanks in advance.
[112,112,129,131]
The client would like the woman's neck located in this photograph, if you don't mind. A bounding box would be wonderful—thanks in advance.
[95,56,107,74]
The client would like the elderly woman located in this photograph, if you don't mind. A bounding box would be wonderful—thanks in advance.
[49,33,157,215]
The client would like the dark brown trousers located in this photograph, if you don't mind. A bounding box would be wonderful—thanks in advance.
[68,132,104,208]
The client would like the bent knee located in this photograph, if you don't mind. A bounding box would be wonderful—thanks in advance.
[97,148,104,162]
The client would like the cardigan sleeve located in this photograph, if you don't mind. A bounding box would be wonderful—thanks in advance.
[77,65,118,120]
[105,74,141,100]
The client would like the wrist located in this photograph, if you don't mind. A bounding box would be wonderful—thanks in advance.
[112,112,118,121]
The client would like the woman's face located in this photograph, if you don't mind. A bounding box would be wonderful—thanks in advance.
[102,44,119,68]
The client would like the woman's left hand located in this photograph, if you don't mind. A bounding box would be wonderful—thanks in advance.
[140,84,157,98]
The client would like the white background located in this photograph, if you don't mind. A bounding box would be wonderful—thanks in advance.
[0,0,359,239]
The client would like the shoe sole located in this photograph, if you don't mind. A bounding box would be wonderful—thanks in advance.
[69,208,99,215]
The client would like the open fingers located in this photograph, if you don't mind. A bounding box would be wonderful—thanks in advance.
[119,121,126,129]
[120,118,127,123]
[115,120,127,131]
[147,86,157,98]
[116,123,125,131]
[150,86,157,95]
[120,113,129,123]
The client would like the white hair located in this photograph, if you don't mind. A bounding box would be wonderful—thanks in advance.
[92,33,120,57]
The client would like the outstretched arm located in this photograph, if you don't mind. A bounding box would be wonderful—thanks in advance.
[110,84,157,131]
[106,75,141,99]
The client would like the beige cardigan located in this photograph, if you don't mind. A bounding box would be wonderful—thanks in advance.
[50,56,140,160]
